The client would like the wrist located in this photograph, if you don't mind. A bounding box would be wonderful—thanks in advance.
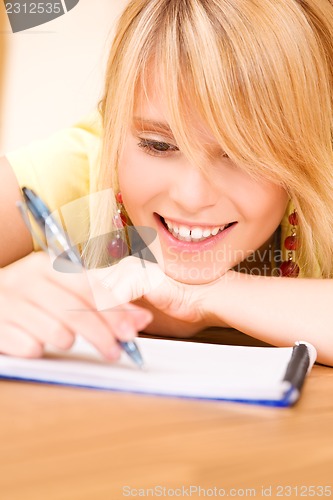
[194,270,239,328]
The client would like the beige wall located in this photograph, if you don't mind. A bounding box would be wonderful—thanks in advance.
[0,0,127,154]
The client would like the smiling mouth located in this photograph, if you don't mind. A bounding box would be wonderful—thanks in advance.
[159,216,236,242]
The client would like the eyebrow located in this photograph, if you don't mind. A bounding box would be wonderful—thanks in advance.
[133,117,174,135]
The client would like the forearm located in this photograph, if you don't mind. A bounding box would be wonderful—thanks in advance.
[202,271,333,366]
[0,156,33,266]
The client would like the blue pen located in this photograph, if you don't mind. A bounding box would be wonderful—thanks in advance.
[18,187,144,369]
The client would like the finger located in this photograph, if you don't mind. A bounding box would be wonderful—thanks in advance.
[22,278,126,360]
[27,253,153,358]
[28,273,154,359]
[8,298,75,350]
[42,257,154,342]
[92,256,166,308]
[97,302,153,344]
[118,302,153,331]
[0,324,43,358]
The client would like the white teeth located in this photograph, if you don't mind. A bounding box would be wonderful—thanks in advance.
[191,227,203,239]
[163,217,233,242]
[179,226,191,238]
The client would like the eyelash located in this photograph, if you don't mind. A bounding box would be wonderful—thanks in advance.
[137,138,179,157]
[137,137,230,161]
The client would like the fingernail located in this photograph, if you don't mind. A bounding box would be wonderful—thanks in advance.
[117,321,136,340]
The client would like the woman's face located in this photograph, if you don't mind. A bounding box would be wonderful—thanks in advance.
[118,84,289,284]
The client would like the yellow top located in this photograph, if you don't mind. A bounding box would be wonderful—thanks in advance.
[7,113,101,250]
[7,113,296,273]
[8,113,101,217]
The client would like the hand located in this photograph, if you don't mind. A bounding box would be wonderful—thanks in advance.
[99,256,224,337]
[0,252,152,359]
[133,296,209,338]
[141,273,232,336]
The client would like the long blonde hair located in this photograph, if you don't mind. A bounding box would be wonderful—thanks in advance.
[89,0,333,277]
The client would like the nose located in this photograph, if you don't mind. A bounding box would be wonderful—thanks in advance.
[169,162,219,214]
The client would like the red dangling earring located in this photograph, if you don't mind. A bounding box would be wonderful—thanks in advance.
[107,192,128,260]
[279,210,300,277]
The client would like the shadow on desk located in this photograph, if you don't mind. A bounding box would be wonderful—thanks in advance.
[141,327,272,347]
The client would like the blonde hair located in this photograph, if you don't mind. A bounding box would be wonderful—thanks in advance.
[89,0,333,277]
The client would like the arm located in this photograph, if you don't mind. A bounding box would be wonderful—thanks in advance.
[200,271,333,366]
[0,156,33,266]
[0,120,152,358]
[110,257,333,366]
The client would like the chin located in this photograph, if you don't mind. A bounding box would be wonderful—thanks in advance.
[164,263,229,285]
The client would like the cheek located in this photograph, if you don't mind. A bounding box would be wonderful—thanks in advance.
[231,178,288,226]
[227,177,289,252]
[118,140,166,223]
[257,194,289,250]
[255,187,288,227]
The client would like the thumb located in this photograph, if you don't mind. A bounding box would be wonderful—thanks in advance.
[85,256,166,310]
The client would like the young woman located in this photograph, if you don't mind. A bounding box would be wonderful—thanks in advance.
[1,0,333,365]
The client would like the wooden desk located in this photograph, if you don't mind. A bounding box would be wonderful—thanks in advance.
[0,330,332,500]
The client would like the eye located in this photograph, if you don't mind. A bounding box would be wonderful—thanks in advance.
[137,138,179,157]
